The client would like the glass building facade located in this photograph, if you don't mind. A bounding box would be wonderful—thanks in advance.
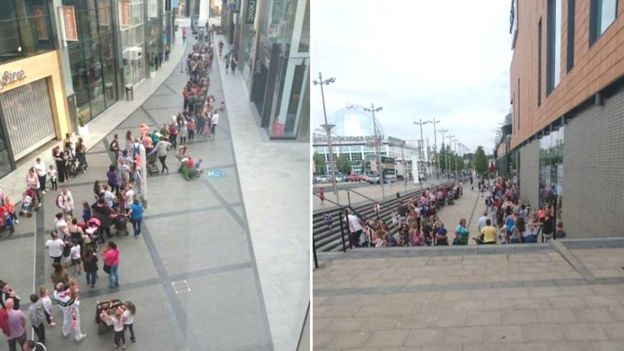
[539,126,564,217]
[64,0,119,122]
[120,0,146,85]
[248,0,309,139]
[0,0,54,64]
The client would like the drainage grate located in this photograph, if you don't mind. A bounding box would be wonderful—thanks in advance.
[171,280,191,294]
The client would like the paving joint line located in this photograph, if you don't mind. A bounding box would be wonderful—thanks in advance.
[551,240,595,281]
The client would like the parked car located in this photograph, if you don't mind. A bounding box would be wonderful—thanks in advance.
[364,173,380,184]
[335,173,347,182]
[314,175,329,183]
[347,173,363,182]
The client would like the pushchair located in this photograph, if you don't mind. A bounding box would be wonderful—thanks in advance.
[19,189,38,217]
[84,217,102,251]
[67,153,85,178]
[147,152,160,176]
[95,299,124,334]
[113,210,129,236]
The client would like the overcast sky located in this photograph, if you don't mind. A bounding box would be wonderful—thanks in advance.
[311,0,513,154]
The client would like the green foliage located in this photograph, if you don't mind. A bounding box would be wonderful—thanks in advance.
[335,154,351,174]
[313,152,326,175]
[78,116,85,127]
[474,146,488,176]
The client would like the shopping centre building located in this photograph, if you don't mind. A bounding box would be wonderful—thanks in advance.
[506,0,624,237]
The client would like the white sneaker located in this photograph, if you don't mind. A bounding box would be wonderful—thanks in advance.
[14,220,19,224]
[78,334,87,342]
[41,190,46,194]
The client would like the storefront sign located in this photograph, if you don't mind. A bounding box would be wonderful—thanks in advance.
[313,134,385,144]
[61,6,78,41]
[120,1,131,26]
[245,0,256,24]
[0,70,26,91]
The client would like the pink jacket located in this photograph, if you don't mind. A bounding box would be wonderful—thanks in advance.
[103,248,120,266]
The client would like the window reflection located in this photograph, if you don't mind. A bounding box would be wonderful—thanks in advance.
[0,0,54,63]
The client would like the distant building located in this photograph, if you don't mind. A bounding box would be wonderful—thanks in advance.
[508,0,624,237]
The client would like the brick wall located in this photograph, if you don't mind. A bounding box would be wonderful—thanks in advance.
[510,0,624,149]
[562,87,624,238]
[519,138,540,210]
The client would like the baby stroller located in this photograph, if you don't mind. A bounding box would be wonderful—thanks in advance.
[95,299,124,334]
[19,188,38,217]
[146,152,160,176]
[67,153,85,178]
[84,217,102,251]
[113,210,129,236]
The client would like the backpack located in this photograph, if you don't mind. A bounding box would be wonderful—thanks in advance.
[132,144,140,158]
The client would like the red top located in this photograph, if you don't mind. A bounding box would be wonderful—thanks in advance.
[103,248,120,266]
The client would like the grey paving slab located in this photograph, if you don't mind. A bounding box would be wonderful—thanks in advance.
[178,268,273,350]
[117,108,154,130]
[144,175,221,213]
[145,208,251,276]
[143,95,182,110]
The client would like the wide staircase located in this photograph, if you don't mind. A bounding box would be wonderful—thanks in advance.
[313,181,455,252]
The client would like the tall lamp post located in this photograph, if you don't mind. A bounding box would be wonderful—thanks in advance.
[429,119,440,179]
[313,72,339,203]
[413,119,432,179]
[364,104,385,201]
[446,134,454,178]
[438,128,448,178]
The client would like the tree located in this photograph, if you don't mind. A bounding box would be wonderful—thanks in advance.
[335,154,352,174]
[474,146,488,176]
[313,152,326,175]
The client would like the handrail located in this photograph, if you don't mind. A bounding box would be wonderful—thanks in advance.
[346,188,378,204]
[313,191,342,208]
[296,302,310,351]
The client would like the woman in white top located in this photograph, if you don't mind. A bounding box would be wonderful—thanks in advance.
[45,231,65,264]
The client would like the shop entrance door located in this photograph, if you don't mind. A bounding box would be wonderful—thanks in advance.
[124,47,145,86]
[0,79,56,160]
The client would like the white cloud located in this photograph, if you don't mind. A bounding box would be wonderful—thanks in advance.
[311,0,513,153]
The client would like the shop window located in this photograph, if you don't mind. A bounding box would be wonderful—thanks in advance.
[298,0,309,52]
[0,0,53,64]
[590,0,617,44]
[567,0,575,71]
[547,0,561,94]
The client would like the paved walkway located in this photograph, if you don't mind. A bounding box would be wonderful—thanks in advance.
[215,34,309,351]
[0,27,284,350]
[314,241,624,351]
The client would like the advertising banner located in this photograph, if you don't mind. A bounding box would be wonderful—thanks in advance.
[61,6,78,41]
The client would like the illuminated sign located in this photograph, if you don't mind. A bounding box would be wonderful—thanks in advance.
[0,70,26,91]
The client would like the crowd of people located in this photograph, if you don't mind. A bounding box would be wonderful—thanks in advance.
[343,175,566,248]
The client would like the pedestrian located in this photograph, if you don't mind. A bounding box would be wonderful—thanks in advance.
[45,231,65,265]
[109,134,120,167]
[118,159,131,190]
[75,137,88,171]
[149,139,172,174]
[210,111,219,139]
[82,248,98,288]
[38,287,55,327]
[345,208,363,247]
[187,117,196,142]
[50,262,69,288]
[81,202,91,223]
[92,198,117,238]
[0,281,20,310]
[128,199,144,238]
[100,305,126,350]
[230,56,237,73]
[107,165,120,195]
[47,165,57,191]
[59,187,75,219]
[225,56,230,73]
[27,295,46,345]
[102,241,120,288]
[169,116,178,149]
[3,298,27,351]
[34,158,47,194]
[69,242,82,275]
[318,187,325,206]
[53,282,86,342]
[26,167,42,206]
[179,118,187,144]
[323,213,332,230]
[52,146,68,183]
[123,301,136,343]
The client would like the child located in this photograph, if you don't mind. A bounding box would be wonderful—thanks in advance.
[39,286,56,327]
[69,243,82,275]
[555,221,566,239]
[48,165,58,191]
[101,306,126,349]
[123,301,136,342]
[82,202,91,223]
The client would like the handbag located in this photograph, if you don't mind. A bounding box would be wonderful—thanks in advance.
[103,264,111,273]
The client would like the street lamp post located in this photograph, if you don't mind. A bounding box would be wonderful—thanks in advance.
[446,134,454,179]
[313,72,339,203]
[438,128,448,178]
[364,104,385,201]
[413,119,432,180]
[430,119,440,179]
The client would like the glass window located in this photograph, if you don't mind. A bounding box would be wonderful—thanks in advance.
[590,0,617,43]
[547,0,561,94]
[0,0,53,64]
[298,0,309,52]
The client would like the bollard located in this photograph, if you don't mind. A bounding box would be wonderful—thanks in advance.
[125,84,133,101]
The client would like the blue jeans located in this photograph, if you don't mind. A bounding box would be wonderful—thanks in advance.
[108,264,119,287]
[131,218,142,236]
[86,271,97,286]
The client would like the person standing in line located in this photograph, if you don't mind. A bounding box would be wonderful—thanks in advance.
[123,301,136,343]
[187,117,196,143]
[53,282,86,342]
[210,111,219,140]
[82,249,98,288]
[75,138,88,171]
[60,187,75,219]
[179,119,187,145]
[45,231,65,265]
[38,287,55,327]
[345,208,363,247]
[34,158,47,194]
[52,146,68,183]
[102,241,120,288]
[47,165,57,191]
[4,299,27,351]
[128,199,144,238]
[25,168,41,207]
[107,165,120,195]
[27,295,46,345]
[109,134,121,168]
[168,116,178,149]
